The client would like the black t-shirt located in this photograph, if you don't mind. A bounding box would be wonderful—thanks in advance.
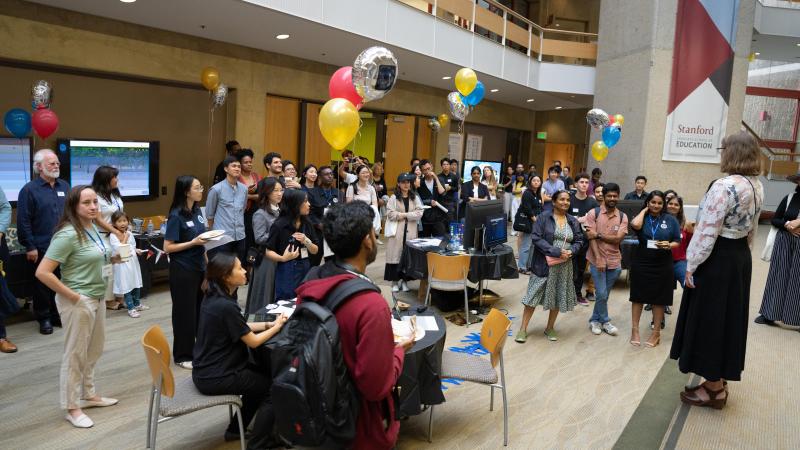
[306,186,343,224]
[164,207,207,272]
[373,176,388,199]
[561,176,574,189]
[438,172,460,205]
[265,216,320,256]
[568,193,599,218]
[192,290,251,380]
[213,161,226,186]
[502,174,514,193]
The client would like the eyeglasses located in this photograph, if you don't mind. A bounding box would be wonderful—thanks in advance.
[192,186,205,192]
[716,147,725,154]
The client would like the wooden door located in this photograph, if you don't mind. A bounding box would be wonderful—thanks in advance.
[415,117,432,162]
[264,96,300,172]
[303,102,332,168]
[384,114,415,194]
[543,143,575,170]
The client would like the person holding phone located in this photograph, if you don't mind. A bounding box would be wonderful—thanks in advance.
[629,191,681,348]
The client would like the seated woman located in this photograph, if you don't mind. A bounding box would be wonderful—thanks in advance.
[192,253,288,447]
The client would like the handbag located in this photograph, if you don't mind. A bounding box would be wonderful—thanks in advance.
[761,192,795,262]
[545,224,570,266]
[246,246,263,266]
[384,219,398,238]
[513,208,533,233]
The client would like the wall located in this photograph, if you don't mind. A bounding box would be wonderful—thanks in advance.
[0,64,227,218]
[462,123,509,163]
[530,108,589,171]
[346,115,378,162]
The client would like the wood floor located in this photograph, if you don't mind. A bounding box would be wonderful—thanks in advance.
[1,229,795,449]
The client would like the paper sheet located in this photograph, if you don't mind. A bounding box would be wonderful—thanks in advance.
[272,305,295,317]
[403,315,438,331]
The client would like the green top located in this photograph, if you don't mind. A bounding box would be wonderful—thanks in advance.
[45,225,110,299]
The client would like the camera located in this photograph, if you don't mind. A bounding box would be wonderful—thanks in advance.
[287,237,301,249]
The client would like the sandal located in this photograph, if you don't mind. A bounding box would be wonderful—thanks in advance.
[679,384,727,409]
[685,381,728,392]
[446,313,466,326]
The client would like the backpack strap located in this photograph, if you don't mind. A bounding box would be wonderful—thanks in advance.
[322,277,381,313]
[594,206,623,226]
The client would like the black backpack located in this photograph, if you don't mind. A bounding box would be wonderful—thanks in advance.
[268,277,380,447]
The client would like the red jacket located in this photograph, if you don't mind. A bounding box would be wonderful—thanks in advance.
[296,265,405,450]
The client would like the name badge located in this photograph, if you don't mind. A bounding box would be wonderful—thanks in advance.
[572,208,579,213]
[186,221,195,227]
[660,223,668,229]
[613,225,619,231]
[57,191,65,197]
[102,264,113,278]
[647,240,658,249]
[300,247,309,259]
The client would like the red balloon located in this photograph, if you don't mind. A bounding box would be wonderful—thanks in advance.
[608,115,616,125]
[32,109,59,139]
[329,66,363,109]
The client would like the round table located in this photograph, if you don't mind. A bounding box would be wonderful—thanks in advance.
[399,241,519,283]
[397,311,446,417]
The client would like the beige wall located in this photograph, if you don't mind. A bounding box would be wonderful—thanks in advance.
[531,108,590,172]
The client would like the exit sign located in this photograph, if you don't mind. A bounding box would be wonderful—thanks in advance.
[537,131,547,140]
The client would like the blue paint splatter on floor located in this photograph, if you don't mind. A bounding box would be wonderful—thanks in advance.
[440,314,515,390]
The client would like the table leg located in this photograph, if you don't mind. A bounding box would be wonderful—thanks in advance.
[418,279,428,303]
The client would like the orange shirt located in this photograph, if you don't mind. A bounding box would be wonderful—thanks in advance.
[585,206,628,269]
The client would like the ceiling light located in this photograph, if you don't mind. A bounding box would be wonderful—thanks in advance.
[490,89,499,93]
[796,43,800,47]
[526,99,535,102]
[120,0,136,3]
[275,34,290,40]
[570,95,575,98]
[442,76,452,80]
[755,52,760,56]
[555,23,560,27]
[555,106,563,110]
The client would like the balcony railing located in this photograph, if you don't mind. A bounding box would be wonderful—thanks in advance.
[394,0,598,66]
[743,121,799,180]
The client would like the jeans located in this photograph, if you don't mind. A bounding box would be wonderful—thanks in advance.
[589,265,622,324]
[123,288,141,310]
[517,232,533,270]
[673,260,687,288]
[275,258,311,300]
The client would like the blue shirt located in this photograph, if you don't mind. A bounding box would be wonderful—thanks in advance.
[638,214,681,244]
[541,178,565,211]
[205,179,248,241]
[164,207,207,272]
[16,177,70,251]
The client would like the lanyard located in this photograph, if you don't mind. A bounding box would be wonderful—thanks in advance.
[113,196,121,209]
[648,215,660,239]
[323,188,335,205]
[85,224,108,263]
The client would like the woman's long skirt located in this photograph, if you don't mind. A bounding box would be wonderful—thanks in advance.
[759,230,800,326]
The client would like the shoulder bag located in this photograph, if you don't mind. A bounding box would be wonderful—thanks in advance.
[761,192,794,262]
[545,220,570,266]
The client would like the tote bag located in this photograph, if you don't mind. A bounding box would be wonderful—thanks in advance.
[761,192,794,262]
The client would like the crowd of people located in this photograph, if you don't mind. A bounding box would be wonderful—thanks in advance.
[0,130,794,447]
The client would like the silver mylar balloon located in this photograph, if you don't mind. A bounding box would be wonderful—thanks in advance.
[212,84,228,109]
[448,92,469,121]
[428,118,441,132]
[586,108,610,129]
[31,80,52,110]
[352,46,398,103]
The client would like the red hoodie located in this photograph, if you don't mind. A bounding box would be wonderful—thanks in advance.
[296,269,405,450]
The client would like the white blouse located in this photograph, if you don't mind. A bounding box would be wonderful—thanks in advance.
[686,175,763,273]
[98,194,124,224]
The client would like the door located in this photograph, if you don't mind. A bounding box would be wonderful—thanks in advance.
[384,114,415,195]
[265,96,300,169]
[543,143,575,170]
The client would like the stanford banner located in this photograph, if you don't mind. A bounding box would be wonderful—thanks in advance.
[663,0,739,163]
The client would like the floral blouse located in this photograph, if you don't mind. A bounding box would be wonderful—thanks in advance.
[686,175,763,273]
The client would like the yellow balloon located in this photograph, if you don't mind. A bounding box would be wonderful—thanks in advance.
[455,68,478,96]
[319,98,360,150]
[591,141,609,161]
[201,67,220,91]
[438,113,449,128]
[614,114,625,126]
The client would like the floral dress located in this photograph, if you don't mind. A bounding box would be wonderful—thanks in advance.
[521,220,576,312]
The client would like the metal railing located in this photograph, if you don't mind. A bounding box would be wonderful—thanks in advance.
[742,120,799,180]
[394,0,598,65]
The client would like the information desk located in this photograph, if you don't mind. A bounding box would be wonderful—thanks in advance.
[399,241,519,284]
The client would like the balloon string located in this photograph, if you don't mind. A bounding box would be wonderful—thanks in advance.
[207,91,214,185]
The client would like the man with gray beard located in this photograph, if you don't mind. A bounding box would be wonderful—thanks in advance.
[17,149,70,335]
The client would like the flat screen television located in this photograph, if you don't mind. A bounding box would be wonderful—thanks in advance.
[462,160,503,183]
[57,139,160,200]
[463,199,504,250]
[484,213,508,249]
[0,136,33,204]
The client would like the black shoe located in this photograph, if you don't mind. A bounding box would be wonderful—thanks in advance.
[644,304,652,311]
[754,315,776,326]
[665,306,672,315]
[649,320,665,330]
[52,317,63,328]
[39,319,53,335]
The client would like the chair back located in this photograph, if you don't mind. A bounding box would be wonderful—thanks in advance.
[480,308,511,368]
[427,253,470,282]
[142,325,176,398]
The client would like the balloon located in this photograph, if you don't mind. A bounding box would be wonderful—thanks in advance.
[448,92,469,121]
[212,84,228,109]
[352,47,398,103]
[329,66,363,109]
[428,118,441,132]
[455,68,477,96]
[32,109,59,139]
[591,141,608,161]
[602,125,621,148]
[319,98,360,150]
[460,81,485,106]
[586,108,610,129]
[31,80,52,110]
[201,67,220,91]
[4,108,32,138]
[614,114,625,126]
[438,113,449,128]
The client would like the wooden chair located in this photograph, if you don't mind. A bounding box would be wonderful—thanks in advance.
[424,253,472,325]
[141,325,245,450]
[431,308,511,446]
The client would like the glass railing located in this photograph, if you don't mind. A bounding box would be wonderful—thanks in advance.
[393,0,598,66]
[758,0,800,10]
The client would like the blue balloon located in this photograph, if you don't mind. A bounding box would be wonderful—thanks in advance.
[460,81,485,107]
[602,125,621,148]
[4,108,32,138]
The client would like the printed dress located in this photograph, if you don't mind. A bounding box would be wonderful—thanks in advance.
[521,220,576,312]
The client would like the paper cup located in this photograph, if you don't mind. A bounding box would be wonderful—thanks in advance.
[118,243,132,260]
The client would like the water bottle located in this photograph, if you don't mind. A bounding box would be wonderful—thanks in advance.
[160,220,167,235]
[146,221,154,234]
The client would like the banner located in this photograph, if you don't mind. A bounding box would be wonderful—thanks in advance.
[663,0,739,163]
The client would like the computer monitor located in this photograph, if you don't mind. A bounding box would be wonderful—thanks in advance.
[484,213,508,249]
[0,136,33,204]
[615,200,645,237]
[463,199,504,250]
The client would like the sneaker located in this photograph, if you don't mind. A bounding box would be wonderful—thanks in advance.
[177,361,193,370]
[514,330,527,343]
[544,329,558,341]
[135,304,150,311]
[376,239,384,245]
[589,321,602,335]
[577,296,589,306]
[400,281,410,292]
[391,284,400,293]
[586,292,596,301]
[127,309,140,318]
[602,322,619,336]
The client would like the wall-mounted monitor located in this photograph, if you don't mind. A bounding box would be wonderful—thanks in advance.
[0,136,33,204]
[57,139,159,201]
[462,159,503,183]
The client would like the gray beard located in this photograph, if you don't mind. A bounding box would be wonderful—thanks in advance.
[43,169,60,179]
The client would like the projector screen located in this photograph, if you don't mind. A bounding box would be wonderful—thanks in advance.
[0,137,33,203]
[461,160,503,183]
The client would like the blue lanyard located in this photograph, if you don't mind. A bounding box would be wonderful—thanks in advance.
[113,196,121,209]
[85,224,108,263]
[648,215,661,239]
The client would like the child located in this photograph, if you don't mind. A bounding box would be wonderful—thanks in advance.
[110,210,146,318]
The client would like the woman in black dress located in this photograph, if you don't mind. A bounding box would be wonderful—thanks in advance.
[629,191,681,348]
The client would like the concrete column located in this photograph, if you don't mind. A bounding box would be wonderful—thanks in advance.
[593,0,755,203]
